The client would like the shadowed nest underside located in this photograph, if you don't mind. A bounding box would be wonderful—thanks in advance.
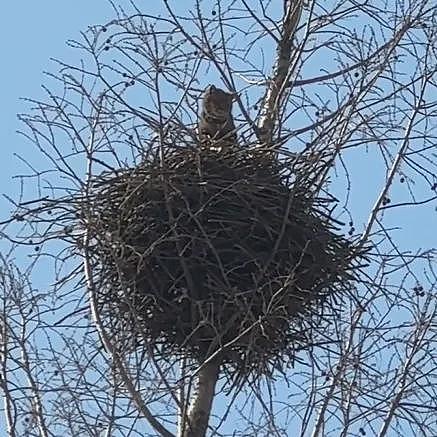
[81,143,365,381]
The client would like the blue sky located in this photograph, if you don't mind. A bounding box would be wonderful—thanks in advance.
[0,1,113,212]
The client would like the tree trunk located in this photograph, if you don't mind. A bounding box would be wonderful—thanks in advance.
[182,360,220,437]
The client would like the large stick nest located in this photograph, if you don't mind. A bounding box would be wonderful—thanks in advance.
[81,143,366,380]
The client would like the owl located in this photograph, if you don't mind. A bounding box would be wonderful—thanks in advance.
[198,85,237,150]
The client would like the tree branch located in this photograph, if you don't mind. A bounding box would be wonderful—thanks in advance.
[257,0,304,145]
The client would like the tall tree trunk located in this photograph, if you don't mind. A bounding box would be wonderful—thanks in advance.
[182,360,220,437]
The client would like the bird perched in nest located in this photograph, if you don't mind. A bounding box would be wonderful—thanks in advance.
[198,84,237,151]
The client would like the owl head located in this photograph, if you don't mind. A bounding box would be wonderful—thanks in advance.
[203,85,235,117]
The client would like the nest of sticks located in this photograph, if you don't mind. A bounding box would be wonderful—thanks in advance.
[80,142,366,381]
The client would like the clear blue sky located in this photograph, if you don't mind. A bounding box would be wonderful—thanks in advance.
[0,1,114,215]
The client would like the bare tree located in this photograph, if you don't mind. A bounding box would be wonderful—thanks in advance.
[1,1,436,436]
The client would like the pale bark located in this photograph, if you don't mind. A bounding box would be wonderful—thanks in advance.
[181,360,220,437]
[257,0,304,146]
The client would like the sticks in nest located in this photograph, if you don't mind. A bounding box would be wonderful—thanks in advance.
[79,143,366,382]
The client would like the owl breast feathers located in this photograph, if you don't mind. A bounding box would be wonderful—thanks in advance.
[198,85,237,149]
